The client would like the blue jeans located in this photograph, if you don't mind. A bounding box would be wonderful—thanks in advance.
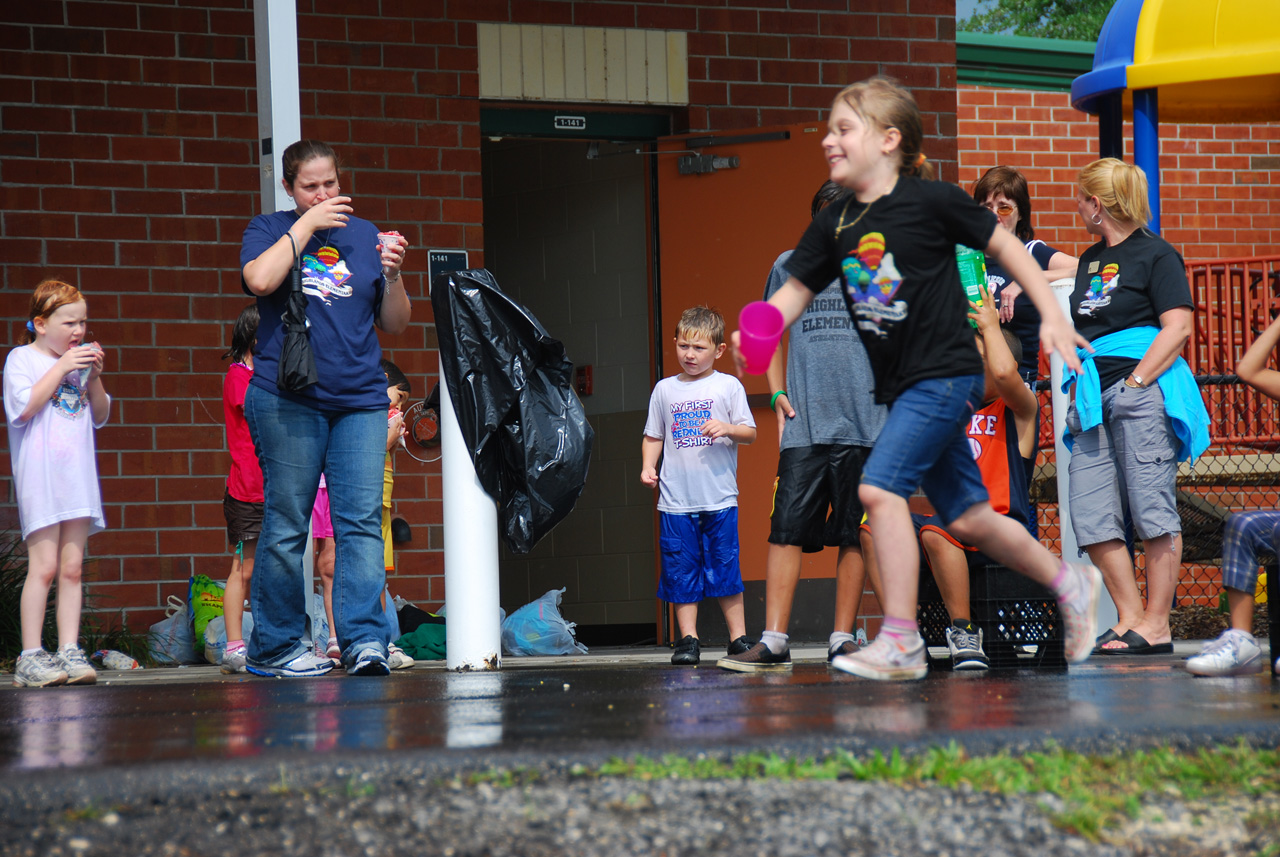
[860,374,989,525]
[244,384,389,667]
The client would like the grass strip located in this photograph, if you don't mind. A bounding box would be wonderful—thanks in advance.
[465,740,1280,841]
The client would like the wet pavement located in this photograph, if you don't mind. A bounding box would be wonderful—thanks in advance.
[2,642,1277,774]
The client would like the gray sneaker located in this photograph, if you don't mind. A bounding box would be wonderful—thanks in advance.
[348,647,390,676]
[945,624,989,671]
[55,644,97,685]
[14,650,69,688]
[220,647,248,675]
[245,651,335,677]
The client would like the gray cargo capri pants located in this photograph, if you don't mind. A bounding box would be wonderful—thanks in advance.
[1066,379,1181,547]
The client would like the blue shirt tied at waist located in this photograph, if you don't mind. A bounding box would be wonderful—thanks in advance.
[1060,326,1210,463]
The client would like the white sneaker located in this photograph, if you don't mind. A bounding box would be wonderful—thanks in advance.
[1186,630,1263,677]
[1058,562,1102,664]
[387,644,415,670]
[13,650,69,688]
[55,644,97,685]
[945,624,989,670]
[831,633,927,681]
[245,651,335,677]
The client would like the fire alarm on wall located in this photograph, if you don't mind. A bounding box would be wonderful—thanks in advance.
[575,364,593,396]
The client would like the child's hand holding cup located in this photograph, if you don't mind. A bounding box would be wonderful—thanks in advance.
[735,301,786,375]
[78,341,103,387]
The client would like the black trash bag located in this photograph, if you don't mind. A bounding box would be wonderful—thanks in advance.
[277,255,319,393]
[431,268,594,554]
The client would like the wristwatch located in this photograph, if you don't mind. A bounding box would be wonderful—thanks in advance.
[1125,373,1146,388]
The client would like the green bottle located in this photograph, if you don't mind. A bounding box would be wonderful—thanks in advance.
[955,244,986,328]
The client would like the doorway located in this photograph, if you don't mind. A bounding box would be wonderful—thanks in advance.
[481,135,659,645]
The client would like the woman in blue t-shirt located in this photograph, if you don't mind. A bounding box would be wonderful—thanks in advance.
[239,140,412,678]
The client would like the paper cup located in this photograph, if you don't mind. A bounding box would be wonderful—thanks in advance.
[737,301,785,374]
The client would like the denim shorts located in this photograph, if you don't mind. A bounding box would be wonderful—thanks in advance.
[1066,380,1180,546]
[769,444,872,551]
[860,374,989,525]
[657,507,744,603]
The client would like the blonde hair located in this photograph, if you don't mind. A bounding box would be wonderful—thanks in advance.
[832,77,935,181]
[24,279,84,345]
[675,305,725,347]
[1077,158,1151,227]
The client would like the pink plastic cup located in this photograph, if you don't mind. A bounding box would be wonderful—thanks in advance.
[737,301,785,374]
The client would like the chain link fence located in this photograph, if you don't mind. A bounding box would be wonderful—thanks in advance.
[1031,377,1276,610]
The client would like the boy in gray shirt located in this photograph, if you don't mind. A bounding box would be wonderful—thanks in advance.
[719,182,886,672]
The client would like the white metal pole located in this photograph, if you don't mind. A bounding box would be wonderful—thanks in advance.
[440,369,503,670]
[253,0,300,215]
[1049,278,1119,633]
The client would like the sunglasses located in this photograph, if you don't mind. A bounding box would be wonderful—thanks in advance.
[984,202,1015,217]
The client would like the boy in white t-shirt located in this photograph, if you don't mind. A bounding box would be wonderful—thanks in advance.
[642,306,757,665]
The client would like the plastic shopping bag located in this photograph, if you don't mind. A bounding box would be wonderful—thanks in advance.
[148,595,202,664]
[501,588,588,656]
[203,612,254,665]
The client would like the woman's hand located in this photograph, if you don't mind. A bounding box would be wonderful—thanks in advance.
[297,195,353,235]
[998,282,1022,323]
[380,235,408,279]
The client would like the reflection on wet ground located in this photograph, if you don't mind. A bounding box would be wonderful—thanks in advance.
[1,654,1277,771]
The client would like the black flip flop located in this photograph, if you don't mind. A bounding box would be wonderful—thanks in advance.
[1099,629,1173,655]
[1093,629,1121,653]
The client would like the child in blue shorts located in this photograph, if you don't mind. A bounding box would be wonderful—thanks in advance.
[642,306,757,665]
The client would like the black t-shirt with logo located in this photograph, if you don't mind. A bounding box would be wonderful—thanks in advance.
[1070,229,1192,391]
[785,176,996,405]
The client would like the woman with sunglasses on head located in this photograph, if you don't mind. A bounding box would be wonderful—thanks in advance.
[972,167,1079,388]
[973,167,1079,537]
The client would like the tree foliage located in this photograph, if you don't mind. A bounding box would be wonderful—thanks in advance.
[959,0,1114,41]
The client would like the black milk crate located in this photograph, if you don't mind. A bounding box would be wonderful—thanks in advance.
[917,562,1066,670]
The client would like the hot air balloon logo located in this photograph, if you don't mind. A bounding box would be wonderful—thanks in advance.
[1087,263,1120,299]
[841,232,902,306]
[301,248,355,306]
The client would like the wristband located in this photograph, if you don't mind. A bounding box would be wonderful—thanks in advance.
[770,390,788,410]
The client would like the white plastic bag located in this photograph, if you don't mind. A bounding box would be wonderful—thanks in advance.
[148,595,203,664]
[203,612,254,665]
[501,588,587,656]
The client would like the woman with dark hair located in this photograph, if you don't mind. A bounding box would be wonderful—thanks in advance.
[239,139,412,678]
[972,166,1078,385]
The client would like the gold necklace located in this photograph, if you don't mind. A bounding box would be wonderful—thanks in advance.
[834,197,874,238]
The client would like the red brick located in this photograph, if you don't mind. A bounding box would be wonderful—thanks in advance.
[5,106,73,133]
[76,107,148,137]
[726,33,789,59]
[0,184,40,210]
[112,136,182,163]
[156,476,224,503]
[6,157,73,185]
[181,138,252,165]
[40,187,111,213]
[33,25,105,54]
[70,54,143,83]
[0,49,68,79]
[105,29,178,59]
[35,79,106,107]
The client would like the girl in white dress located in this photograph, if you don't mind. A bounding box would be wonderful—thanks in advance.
[3,279,110,687]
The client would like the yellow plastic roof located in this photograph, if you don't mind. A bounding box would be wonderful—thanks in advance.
[1127,0,1280,122]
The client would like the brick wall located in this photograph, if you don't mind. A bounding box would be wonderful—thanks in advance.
[957,84,1280,260]
[0,1,957,630]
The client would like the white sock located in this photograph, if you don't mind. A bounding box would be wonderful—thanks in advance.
[829,631,855,651]
[761,630,789,655]
[19,647,42,659]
